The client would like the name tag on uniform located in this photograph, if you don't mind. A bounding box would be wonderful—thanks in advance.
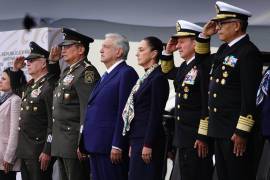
[183,68,198,85]
[63,74,74,86]
[223,55,238,67]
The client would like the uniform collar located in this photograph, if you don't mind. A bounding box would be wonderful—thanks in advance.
[228,34,246,47]
[186,55,195,65]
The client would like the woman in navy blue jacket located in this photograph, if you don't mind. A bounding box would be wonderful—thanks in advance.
[122,36,169,180]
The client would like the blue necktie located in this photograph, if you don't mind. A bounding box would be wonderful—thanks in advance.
[100,72,108,83]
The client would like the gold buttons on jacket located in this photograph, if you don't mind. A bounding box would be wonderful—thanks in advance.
[177,105,180,109]
[33,107,38,111]
[178,93,181,97]
[213,108,217,112]
[216,79,220,83]
[213,93,217,98]
[210,76,213,80]
[177,116,180,121]
[183,94,188,99]
[222,66,226,70]
[184,86,189,93]
[223,71,228,78]
[26,106,30,110]
[221,79,226,85]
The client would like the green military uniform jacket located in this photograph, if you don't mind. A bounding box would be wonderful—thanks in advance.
[51,58,100,158]
[16,63,60,159]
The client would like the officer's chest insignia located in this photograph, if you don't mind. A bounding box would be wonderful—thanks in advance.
[183,67,198,85]
[223,55,238,67]
[63,74,74,86]
[84,70,94,83]
[31,87,41,98]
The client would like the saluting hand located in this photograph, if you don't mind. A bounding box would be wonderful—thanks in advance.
[194,140,208,158]
[110,148,122,164]
[165,38,178,54]
[142,146,152,164]
[49,46,62,62]
[39,152,51,171]
[231,133,247,157]
[13,56,25,71]
[202,21,218,37]
[3,161,13,174]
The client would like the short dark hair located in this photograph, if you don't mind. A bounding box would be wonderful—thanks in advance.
[3,67,27,97]
[143,36,163,63]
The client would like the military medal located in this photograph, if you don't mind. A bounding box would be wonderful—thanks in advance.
[183,68,197,85]
[183,93,188,99]
[223,55,238,67]
[31,87,41,98]
[63,74,74,86]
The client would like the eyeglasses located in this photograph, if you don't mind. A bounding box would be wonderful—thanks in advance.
[216,20,239,28]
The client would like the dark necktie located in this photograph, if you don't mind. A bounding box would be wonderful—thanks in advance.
[100,72,108,82]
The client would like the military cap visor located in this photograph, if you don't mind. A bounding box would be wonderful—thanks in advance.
[25,53,47,60]
[59,28,94,47]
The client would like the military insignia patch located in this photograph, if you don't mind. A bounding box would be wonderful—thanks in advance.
[84,70,95,83]
[183,68,198,85]
[223,55,238,67]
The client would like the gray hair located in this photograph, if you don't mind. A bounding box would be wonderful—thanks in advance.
[105,33,130,60]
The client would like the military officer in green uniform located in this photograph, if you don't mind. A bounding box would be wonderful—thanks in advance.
[51,28,100,180]
[160,20,213,180]
[195,1,263,180]
[15,41,60,180]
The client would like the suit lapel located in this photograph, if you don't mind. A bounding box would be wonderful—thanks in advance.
[135,66,160,98]
[88,61,126,102]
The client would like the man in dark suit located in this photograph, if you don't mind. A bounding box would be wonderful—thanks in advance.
[160,20,213,180]
[195,1,263,180]
[82,33,138,180]
[15,42,60,180]
[51,28,100,180]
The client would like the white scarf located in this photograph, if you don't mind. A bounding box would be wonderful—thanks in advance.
[122,64,159,136]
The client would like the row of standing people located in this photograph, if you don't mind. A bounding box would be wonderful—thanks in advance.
[0,1,270,180]
[0,28,170,180]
